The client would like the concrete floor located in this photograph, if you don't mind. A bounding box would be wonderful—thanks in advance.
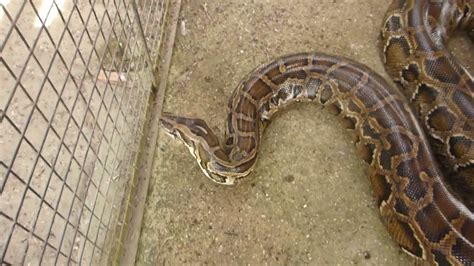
[136,0,473,265]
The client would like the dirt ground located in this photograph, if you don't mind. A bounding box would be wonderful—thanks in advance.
[136,0,473,265]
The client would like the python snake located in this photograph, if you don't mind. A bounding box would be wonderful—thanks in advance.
[160,0,474,264]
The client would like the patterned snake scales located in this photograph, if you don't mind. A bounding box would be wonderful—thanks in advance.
[160,0,474,264]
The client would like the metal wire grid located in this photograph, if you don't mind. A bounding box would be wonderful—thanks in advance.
[0,0,167,264]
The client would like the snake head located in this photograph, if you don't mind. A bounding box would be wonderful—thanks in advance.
[159,112,238,185]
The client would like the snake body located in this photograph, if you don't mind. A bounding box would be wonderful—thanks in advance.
[382,0,474,211]
[160,0,474,264]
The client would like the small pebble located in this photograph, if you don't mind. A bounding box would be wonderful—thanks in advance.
[283,174,295,182]
[363,251,371,259]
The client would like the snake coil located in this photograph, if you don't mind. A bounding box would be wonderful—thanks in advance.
[160,0,474,264]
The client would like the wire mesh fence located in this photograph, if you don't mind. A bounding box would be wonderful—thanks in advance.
[1,0,168,264]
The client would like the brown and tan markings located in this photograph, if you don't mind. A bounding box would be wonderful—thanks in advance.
[160,0,473,265]
[381,0,474,210]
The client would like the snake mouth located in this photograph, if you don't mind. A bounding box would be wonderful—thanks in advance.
[216,177,238,186]
[205,170,236,185]
[159,115,185,141]
[222,177,237,185]
[159,116,174,131]
[203,166,240,185]
[160,124,180,140]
